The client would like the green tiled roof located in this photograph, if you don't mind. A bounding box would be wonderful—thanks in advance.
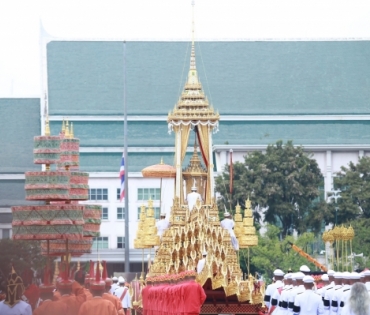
[0,98,41,173]
[50,120,173,147]
[214,120,370,145]
[48,40,370,116]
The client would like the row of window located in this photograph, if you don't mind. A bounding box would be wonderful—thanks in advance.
[101,207,161,220]
[88,188,161,201]
[92,236,125,249]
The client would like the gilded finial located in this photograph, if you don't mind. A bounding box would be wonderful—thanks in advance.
[160,157,164,165]
[45,116,50,136]
[61,118,65,134]
[70,122,74,138]
[65,120,70,137]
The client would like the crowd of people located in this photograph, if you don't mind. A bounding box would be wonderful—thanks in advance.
[0,261,131,315]
[264,265,370,315]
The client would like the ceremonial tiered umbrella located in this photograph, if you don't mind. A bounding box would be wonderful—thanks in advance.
[11,118,101,277]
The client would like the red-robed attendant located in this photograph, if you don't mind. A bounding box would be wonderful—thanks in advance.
[33,266,67,315]
[101,261,125,315]
[56,277,83,315]
[78,261,117,315]
[181,271,206,315]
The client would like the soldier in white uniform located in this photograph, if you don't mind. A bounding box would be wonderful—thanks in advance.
[271,272,293,315]
[324,272,343,315]
[264,269,285,309]
[288,272,306,315]
[109,276,119,294]
[0,268,32,315]
[293,275,324,315]
[186,185,202,212]
[197,251,207,274]
[317,274,330,299]
[220,212,239,250]
[156,212,170,238]
[338,272,360,314]
[331,272,351,315]
[114,278,131,314]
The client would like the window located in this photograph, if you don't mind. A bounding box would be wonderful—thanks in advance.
[101,208,108,220]
[138,188,160,201]
[137,207,161,220]
[2,229,10,239]
[117,188,120,200]
[92,237,109,249]
[88,188,108,201]
[117,207,125,220]
[117,237,125,249]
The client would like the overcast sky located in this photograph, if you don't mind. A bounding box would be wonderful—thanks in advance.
[1,0,370,97]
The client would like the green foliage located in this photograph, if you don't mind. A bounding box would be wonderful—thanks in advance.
[215,140,325,235]
[347,218,370,270]
[240,225,319,281]
[0,239,48,278]
[329,157,370,224]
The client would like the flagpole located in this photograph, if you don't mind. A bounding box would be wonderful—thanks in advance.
[123,40,130,273]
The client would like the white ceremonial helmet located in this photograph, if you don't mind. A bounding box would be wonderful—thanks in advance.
[118,276,125,284]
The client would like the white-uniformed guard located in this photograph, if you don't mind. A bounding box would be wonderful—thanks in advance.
[271,272,293,315]
[338,272,360,315]
[156,212,170,238]
[287,272,306,315]
[264,269,285,309]
[324,272,343,315]
[299,265,310,274]
[197,251,207,274]
[220,211,239,250]
[0,267,32,315]
[293,275,324,315]
[331,272,351,315]
[317,274,330,300]
[114,278,131,314]
[109,276,119,294]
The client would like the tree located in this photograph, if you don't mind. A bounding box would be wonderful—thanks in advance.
[0,239,48,282]
[328,157,370,224]
[241,224,319,282]
[215,140,325,235]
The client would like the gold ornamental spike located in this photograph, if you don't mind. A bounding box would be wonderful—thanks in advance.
[45,116,50,136]
[70,122,74,138]
[65,120,70,137]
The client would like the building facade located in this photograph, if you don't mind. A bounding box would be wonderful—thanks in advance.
[1,28,370,270]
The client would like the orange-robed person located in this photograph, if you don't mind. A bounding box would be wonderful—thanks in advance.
[55,276,85,315]
[180,271,206,315]
[33,281,67,315]
[78,262,117,315]
[101,261,124,315]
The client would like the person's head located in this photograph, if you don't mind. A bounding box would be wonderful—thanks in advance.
[348,282,370,315]
[333,272,343,285]
[294,272,305,285]
[74,270,86,286]
[118,276,125,287]
[4,268,25,307]
[112,276,118,284]
[349,272,361,285]
[342,272,351,285]
[273,269,285,281]
[160,213,166,219]
[302,275,315,290]
[321,274,329,286]
[299,265,310,275]
[191,186,197,192]
[104,278,112,292]
[327,270,335,283]
[224,212,231,219]
[39,289,54,301]
[202,251,207,259]
[284,273,292,285]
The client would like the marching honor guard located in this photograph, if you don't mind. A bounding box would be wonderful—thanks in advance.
[264,269,285,309]
[110,276,119,294]
[324,272,343,315]
[0,268,32,315]
[293,275,324,315]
